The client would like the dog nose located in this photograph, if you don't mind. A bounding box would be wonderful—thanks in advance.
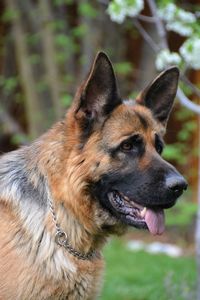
[166,175,188,198]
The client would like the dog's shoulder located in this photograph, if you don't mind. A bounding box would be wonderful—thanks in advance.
[0,146,48,207]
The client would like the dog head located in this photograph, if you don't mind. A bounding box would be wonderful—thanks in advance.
[66,52,187,235]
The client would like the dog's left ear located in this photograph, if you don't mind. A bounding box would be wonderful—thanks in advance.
[74,52,121,127]
[136,67,179,127]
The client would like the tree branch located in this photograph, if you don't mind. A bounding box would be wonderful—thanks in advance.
[146,0,200,115]
[177,88,200,114]
[146,0,168,49]
[133,19,159,53]
[180,75,200,98]
[137,14,157,23]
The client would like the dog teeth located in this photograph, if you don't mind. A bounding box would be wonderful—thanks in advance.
[140,207,147,218]
[116,195,123,206]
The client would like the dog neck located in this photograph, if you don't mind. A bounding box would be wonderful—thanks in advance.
[45,188,104,256]
[25,122,122,258]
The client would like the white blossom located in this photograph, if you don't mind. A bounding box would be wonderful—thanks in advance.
[126,0,144,18]
[108,0,144,24]
[177,9,196,23]
[107,1,126,24]
[155,49,182,71]
[158,3,176,22]
[180,37,200,70]
[158,3,196,37]
[166,22,193,37]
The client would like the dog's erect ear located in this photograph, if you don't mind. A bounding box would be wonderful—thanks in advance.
[74,52,121,125]
[136,67,179,127]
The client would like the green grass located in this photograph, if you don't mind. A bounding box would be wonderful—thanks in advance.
[165,198,197,227]
[101,238,196,300]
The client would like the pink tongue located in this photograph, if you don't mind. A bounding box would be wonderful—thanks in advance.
[145,208,165,235]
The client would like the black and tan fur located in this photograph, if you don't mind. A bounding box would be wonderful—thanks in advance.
[0,52,187,299]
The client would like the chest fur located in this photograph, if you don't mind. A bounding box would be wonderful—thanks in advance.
[42,252,104,300]
[0,245,104,300]
[0,220,104,300]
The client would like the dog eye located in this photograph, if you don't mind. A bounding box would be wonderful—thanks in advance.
[120,135,141,153]
[120,141,133,152]
[156,144,163,155]
[155,134,164,155]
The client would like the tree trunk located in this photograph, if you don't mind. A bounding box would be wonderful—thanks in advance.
[7,0,43,139]
[39,0,63,120]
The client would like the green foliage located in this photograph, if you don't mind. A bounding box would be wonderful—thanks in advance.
[61,94,73,108]
[114,62,133,75]
[163,104,198,165]
[55,34,79,57]
[72,25,88,38]
[54,52,67,64]
[163,143,187,165]
[191,19,200,35]
[78,3,98,19]
[0,76,18,95]
[29,54,41,65]
[165,197,197,227]
[177,120,197,142]
[62,74,74,85]
[175,102,194,120]
[1,8,19,22]
[10,134,28,145]
[53,0,73,6]
[36,80,48,93]
[128,90,139,99]
[157,0,175,7]
[55,34,71,48]
[26,33,40,46]
[102,238,196,300]
[51,20,66,31]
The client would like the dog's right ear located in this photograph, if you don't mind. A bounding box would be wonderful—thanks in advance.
[72,52,122,130]
[136,67,179,129]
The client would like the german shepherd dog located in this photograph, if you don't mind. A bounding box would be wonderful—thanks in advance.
[0,52,187,299]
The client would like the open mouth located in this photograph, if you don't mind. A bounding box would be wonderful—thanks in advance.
[107,191,165,235]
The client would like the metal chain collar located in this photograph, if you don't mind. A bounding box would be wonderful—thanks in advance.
[47,183,97,260]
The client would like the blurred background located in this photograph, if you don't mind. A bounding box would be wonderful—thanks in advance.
[0,0,199,299]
